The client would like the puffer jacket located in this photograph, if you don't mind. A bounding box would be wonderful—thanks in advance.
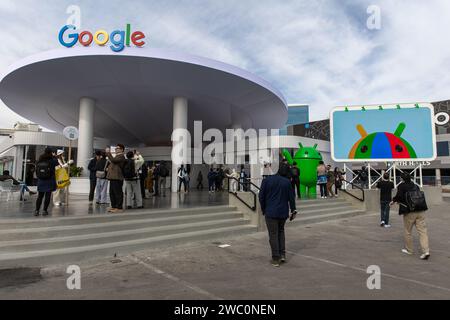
[106,152,126,181]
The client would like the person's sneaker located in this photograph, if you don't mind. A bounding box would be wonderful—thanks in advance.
[420,253,431,260]
[402,249,413,255]
[384,224,391,228]
[271,259,281,267]
[380,221,385,227]
[137,206,144,209]
[42,211,49,216]
[34,210,40,217]
[280,256,286,263]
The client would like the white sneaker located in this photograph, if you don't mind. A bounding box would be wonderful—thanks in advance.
[380,221,385,227]
[420,253,430,260]
[384,224,391,228]
[402,249,413,255]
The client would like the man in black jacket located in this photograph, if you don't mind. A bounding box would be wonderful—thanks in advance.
[376,173,394,227]
[88,152,100,202]
[259,164,297,267]
[392,173,430,260]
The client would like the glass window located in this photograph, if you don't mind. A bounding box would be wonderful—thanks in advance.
[437,141,450,157]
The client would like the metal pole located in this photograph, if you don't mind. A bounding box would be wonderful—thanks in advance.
[393,163,397,187]
[66,140,72,206]
[419,163,423,187]
[343,163,347,190]
[368,163,372,190]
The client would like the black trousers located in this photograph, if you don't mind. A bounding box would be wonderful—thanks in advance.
[178,178,187,192]
[140,176,146,198]
[36,192,52,211]
[197,181,203,190]
[89,179,97,202]
[265,217,287,260]
[109,180,124,209]
[291,179,300,198]
[154,177,159,195]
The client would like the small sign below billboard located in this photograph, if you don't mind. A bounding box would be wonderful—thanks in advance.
[63,126,79,141]
[330,103,437,162]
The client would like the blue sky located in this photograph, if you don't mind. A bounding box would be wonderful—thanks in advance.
[332,108,435,160]
[1,0,450,129]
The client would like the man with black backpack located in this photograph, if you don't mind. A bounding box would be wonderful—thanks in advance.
[123,151,143,209]
[34,147,58,216]
[392,173,430,260]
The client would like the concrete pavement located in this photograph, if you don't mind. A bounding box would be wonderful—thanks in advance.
[0,202,449,300]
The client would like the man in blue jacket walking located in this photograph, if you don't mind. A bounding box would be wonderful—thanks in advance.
[259,164,297,267]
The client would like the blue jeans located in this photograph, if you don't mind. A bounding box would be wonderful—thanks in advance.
[380,200,390,224]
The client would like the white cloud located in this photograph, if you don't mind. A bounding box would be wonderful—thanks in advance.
[1,0,450,128]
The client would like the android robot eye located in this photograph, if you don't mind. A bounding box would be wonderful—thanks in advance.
[395,145,403,153]
[304,151,309,156]
[360,145,368,153]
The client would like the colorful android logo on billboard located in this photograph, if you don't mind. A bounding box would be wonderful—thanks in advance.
[331,104,436,162]
[348,123,417,160]
[283,143,322,198]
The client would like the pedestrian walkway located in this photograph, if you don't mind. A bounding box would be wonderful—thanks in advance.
[0,191,229,219]
[1,203,449,299]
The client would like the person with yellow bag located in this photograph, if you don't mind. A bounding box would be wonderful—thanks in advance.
[53,149,74,206]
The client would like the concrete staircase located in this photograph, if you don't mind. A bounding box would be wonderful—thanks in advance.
[291,197,365,226]
[0,205,256,267]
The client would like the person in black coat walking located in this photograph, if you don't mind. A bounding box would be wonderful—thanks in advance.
[88,152,99,202]
[259,163,297,267]
[35,148,58,216]
[376,173,394,227]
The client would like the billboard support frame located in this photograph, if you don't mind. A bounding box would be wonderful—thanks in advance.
[343,161,424,191]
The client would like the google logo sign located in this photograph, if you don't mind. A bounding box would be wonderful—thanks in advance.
[58,24,145,52]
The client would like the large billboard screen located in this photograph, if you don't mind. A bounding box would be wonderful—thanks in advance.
[330,103,437,162]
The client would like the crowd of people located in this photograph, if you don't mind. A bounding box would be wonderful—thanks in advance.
[1,147,432,264]
[279,159,345,199]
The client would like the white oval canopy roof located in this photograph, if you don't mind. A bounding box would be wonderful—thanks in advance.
[0,47,287,146]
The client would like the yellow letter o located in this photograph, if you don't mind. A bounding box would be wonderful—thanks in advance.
[94,30,109,46]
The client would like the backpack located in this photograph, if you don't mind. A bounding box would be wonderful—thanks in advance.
[36,160,52,180]
[122,159,136,180]
[160,165,169,177]
[405,186,428,212]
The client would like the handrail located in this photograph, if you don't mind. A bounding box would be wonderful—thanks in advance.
[227,177,258,211]
[341,179,365,202]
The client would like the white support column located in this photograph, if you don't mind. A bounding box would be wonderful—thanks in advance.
[77,97,95,177]
[436,168,442,187]
[172,97,188,192]
[419,163,423,187]
[368,163,372,190]
[343,163,347,190]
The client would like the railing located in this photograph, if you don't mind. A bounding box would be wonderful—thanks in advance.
[340,179,365,202]
[227,177,260,211]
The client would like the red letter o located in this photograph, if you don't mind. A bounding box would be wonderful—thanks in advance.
[79,31,93,46]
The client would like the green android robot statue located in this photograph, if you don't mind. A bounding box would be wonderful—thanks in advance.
[282,143,323,199]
